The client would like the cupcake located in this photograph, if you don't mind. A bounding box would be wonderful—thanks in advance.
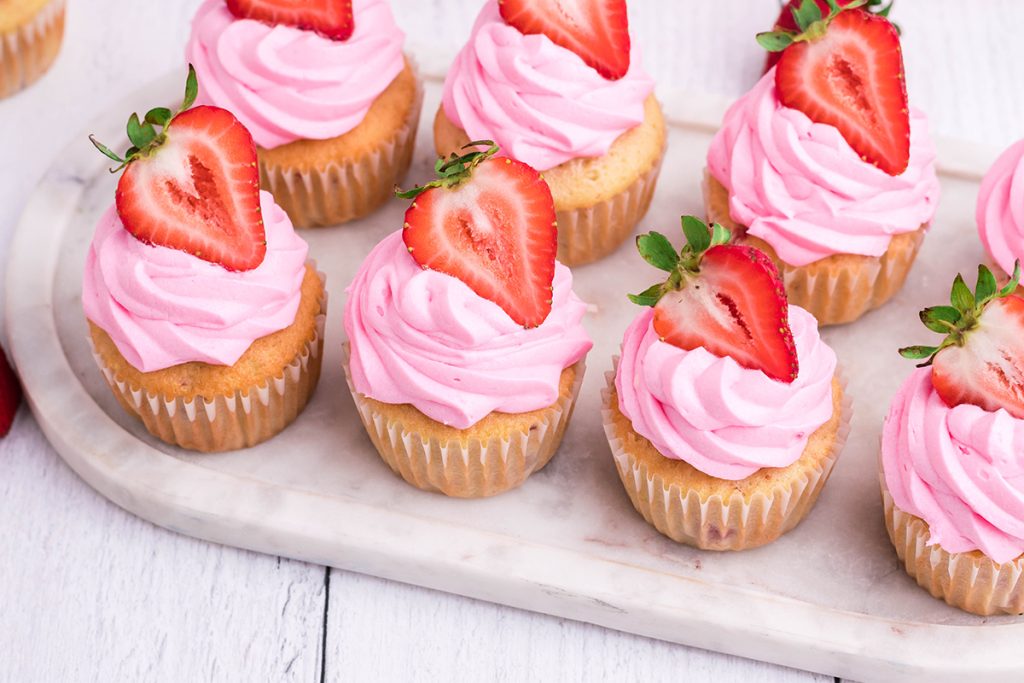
[884,263,1024,615]
[187,0,422,228]
[343,143,592,498]
[434,0,665,267]
[603,217,847,550]
[85,68,326,452]
[978,138,1024,281]
[706,3,940,325]
[0,0,65,98]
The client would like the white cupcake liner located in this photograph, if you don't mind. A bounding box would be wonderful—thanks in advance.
[91,270,327,453]
[555,148,665,267]
[342,343,585,498]
[879,467,1024,616]
[1,0,65,99]
[602,356,851,550]
[259,58,424,228]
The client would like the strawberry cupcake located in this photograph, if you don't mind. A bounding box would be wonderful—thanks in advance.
[434,0,665,267]
[978,138,1024,280]
[885,264,1024,616]
[603,217,847,550]
[1,0,65,98]
[343,144,592,498]
[85,69,326,452]
[187,0,422,228]
[706,3,940,325]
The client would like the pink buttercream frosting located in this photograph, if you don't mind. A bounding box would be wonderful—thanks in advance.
[882,367,1024,564]
[344,230,592,429]
[707,69,940,267]
[186,0,406,150]
[615,306,836,480]
[441,1,655,172]
[977,138,1024,277]
[83,191,309,373]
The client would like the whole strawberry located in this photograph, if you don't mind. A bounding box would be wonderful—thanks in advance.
[900,262,1024,417]
[757,0,909,176]
[397,142,558,328]
[90,66,266,271]
[630,217,799,383]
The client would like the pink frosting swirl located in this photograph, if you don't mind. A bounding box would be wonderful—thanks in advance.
[83,191,309,373]
[441,1,655,172]
[615,306,836,480]
[707,69,940,267]
[882,367,1024,564]
[186,0,406,150]
[344,231,592,429]
[977,138,1024,277]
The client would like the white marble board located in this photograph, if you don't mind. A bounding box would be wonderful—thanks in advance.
[5,71,1018,683]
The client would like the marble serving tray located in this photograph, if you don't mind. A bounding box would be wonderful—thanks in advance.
[6,73,1020,682]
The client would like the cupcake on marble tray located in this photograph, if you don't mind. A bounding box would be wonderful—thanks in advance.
[186,0,423,228]
[602,217,847,551]
[0,0,66,98]
[434,0,666,267]
[978,137,1024,284]
[84,67,326,453]
[884,262,1024,616]
[343,143,593,498]
[705,2,940,326]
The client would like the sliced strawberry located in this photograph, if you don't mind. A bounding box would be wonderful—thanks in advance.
[115,106,265,271]
[400,147,557,328]
[499,0,630,80]
[226,0,354,41]
[765,7,910,175]
[0,347,22,438]
[630,218,799,383]
[931,296,1024,418]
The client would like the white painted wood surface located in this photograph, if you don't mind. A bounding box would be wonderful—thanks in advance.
[0,1,1020,680]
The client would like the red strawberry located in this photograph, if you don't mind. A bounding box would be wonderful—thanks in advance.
[759,5,910,175]
[398,143,557,328]
[91,67,266,272]
[901,264,1024,418]
[499,0,630,80]
[630,217,799,383]
[0,347,22,438]
[226,0,354,41]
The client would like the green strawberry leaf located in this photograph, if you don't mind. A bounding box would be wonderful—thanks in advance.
[975,264,998,306]
[950,274,974,312]
[920,305,960,334]
[898,345,939,361]
[681,216,711,255]
[628,284,664,307]
[999,260,1022,296]
[756,31,795,52]
[182,64,198,111]
[636,232,680,272]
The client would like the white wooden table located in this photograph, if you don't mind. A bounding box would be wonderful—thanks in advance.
[2,2,1020,680]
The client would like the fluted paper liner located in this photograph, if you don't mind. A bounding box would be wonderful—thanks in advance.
[703,171,926,326]
[602,358,851,550]
[879,468,1024,616]
[1,0,65,99]
[259,63,424,228]
[91,272,327,453]
[343,344,585,498]
[556,149,665,267]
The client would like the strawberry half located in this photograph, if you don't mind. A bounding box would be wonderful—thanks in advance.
[901,263,1024,418]
[0,347,22,438]
[758,2,910,176]
[629,217,799,383]
[764,0,897,71]
[499,0,630,80]
[91,66,266,272]
[226,0,354,41]
[397,143,557,328]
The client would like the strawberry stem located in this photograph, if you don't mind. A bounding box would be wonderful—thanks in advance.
[396,141,500,200]
[629,216,731,307]
[757,0,874,52]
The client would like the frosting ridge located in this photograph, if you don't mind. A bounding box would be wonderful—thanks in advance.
[977,138,1024,277]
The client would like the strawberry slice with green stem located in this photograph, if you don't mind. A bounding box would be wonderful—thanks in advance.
[226,0,354,41]
[900,262,1024,418]
[758,0,910,176]
[397,142,558,329]
[630,217,799,383]
[499,0,631,80]
[90,65,266,272]
[763,0,897,72]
